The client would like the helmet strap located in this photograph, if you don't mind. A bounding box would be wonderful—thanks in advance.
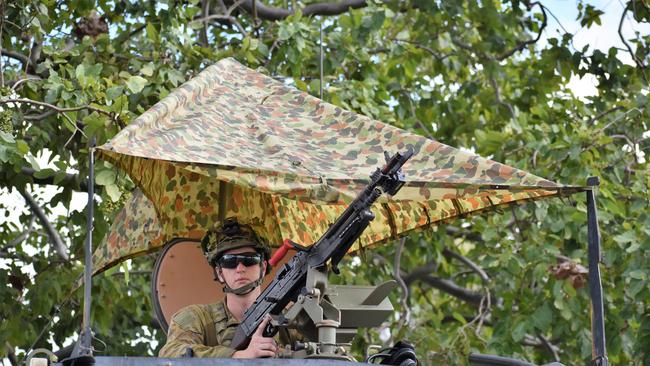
[219,263,265,296]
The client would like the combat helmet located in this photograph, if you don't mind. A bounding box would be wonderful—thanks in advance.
[201,217,271,295]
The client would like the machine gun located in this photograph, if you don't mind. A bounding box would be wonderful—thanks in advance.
[231,148,414,357]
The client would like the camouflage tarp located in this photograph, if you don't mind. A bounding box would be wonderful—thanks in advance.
[94,57,584,274]
[94,188,163,273]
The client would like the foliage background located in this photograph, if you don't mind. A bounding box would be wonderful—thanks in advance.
[1,0,649,365]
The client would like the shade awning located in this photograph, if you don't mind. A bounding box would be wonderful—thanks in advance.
[93,58,584,275]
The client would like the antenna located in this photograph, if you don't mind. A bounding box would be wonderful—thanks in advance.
[319,18,324,99]
[63,137,96,366]
[586,177,608,366]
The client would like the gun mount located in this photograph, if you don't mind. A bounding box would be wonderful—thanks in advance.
[271,266,397,360]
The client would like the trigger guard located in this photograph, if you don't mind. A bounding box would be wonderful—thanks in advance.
[262,322,278,338]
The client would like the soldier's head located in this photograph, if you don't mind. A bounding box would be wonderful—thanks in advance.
[201,217,271,295]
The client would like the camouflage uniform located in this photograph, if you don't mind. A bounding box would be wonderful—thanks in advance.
[159,301,236,358]
[159,301,295,358]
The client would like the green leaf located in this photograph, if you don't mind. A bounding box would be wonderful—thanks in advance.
[0,145,10,162]
[110,95,129,113]
[0,131,15,143]
[309,79,322,95]
[106,86,124,101]
[53,170,69,185]
[534,203,548,222]
[126,76,148,94]
[83,113,108,137]
[146,22,159,44]
[396,30,409,40]
[75,63,103,88]
[628,279,646,298]
[165,69,185,87]
[121,261,130,285]
[613,231,637,244]
[61,114,77,133]
[295,79,308,91]
[105,183,122,202]
[95,169,116,186]
[15,140,29,155]
[141,64,155,77]
[26,155,41,171]
[532,303,553,330]
[512,321,527,342]
[33,168,55,179]
[451,311,467,325]
[628,270,646,280]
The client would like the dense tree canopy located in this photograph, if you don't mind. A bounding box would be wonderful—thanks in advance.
[1,0,649,365]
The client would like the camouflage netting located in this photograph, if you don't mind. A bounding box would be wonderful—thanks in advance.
[94,58,584,275]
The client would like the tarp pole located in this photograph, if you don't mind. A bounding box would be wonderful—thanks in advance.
[65,137,96,365]
[319,18,324,99]
[586,176,607,366]
[217,180,231,223]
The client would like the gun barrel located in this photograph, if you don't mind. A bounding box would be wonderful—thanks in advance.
[382,147,414,175]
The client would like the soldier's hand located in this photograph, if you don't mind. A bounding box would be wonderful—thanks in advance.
[232,315,278,359]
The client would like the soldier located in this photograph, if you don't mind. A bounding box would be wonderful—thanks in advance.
[159,217,288,358]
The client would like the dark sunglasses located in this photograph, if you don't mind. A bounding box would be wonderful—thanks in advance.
[218,253,262,269]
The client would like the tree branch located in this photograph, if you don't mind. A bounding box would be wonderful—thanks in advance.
[1,49,31,68]
[510,205,526,242]
[392,39,452,61]
[400,89,436,140]
[20,166,93,192]
[596,107,642,134]
[7,74,43,89]
[24,109,57,121]
[537,333,561,362]
[5,216,36,249]
[195,0,249,36]
[452,2,546,62]
[110,270,151,277]
[127,24,146,39]
[203,15,248,36]
[445,225,484,243]
[588,106,623,125]
[409,274,485,305]
[0,3,5,87]
[232,0,367,21]
[29,41,42,69]
[496,2,547,61]
[488,74,515,118]
[199,0,211,47]
[393,237,411,330]
[10,76,41,92]
[18,187,69,262]
[4,341,18,366]
[402,258,436,282]
[442,247,490,283]
[619,5,647,69]
[611,134,636,148]
[0,98,113,118]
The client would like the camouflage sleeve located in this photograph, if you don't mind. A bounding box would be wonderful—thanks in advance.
[158,306,235,358]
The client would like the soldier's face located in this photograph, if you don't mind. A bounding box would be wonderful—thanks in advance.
[216,246,266,288]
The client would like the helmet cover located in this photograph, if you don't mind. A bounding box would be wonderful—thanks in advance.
[201,217,271,273]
